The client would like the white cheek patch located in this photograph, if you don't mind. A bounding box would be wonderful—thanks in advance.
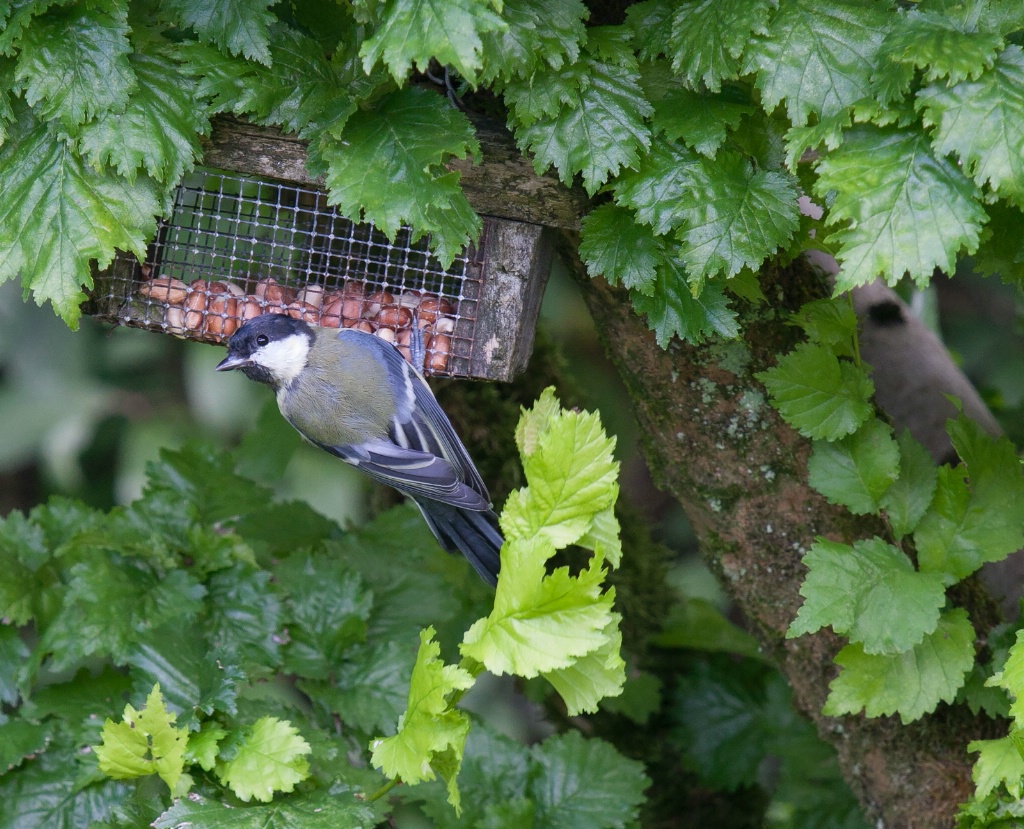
[254,335,309,386]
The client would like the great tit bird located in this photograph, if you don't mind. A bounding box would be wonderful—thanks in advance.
[215,313,503,585]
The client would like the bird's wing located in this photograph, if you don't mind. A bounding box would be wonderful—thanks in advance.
[327,438,490,510]
[336,329,491,503]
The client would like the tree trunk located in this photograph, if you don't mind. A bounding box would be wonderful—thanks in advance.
[562,233,1005,828]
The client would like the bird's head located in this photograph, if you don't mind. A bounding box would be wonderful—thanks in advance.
[215,313,315,389]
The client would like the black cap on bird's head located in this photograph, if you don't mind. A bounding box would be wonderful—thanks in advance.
[215,313,315,389]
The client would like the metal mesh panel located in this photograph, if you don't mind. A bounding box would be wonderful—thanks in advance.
[91,169,487,377]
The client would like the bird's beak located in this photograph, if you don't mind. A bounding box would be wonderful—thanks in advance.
[215,354,251,372]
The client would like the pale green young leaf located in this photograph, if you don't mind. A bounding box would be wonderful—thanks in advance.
[320,86,480,268]
[630,259,740,346]
[745,0,889,125]
[77,47,207,184]
[919,46,1024,209]
[667,0,775,91]
[823,608,974,723]
[0,112,161,327]
[360,0,506,84]
[461,539,616,677]
[15,1,134,132]
[506,31,652,194]
[673,152,800,287]
[987,628,1024,722]
[478,0,588,83]
[514,386,562,458]
[969,737,1024,800]
[788,538,946,654]
[915,417,1024,582]
[161,0,275,64]
[815,126,986,292]
[542,616,625,716]
[216,717,311,803]
[579,204,662,295]
[371,628,474,800]
[530,731,649,828]
[879,429,937,538]
[95,684,188,793]
[501,401,618,549]
[612,141,702,237]
[185,724,228,772]
[756,342,874,441]
[790,298,858,358]
[576,502,622,568]
[807,420,900,515]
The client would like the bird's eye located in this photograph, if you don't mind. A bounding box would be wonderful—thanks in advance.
[255,334,269,347]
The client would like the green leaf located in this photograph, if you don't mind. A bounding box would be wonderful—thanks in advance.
[814,126,987,292]
[461,539,616,677]
[216,717,311,803]
[76,45,207,184]
[915,417,1024,582]
[919,46,1024,209]
[612,141,701,237]
[185,724,227,772]
[651,86,753,158]
[359,0,506,84]
[0,110,161,327]
[745,0,889,125]
[95,684,189,793]
[807,419,900,515]
[154,788,376,828]
[987,629,1024,723]
[162,0,275,64]
[542,616,626,716]
[181,24,357,139]
[501,401,618,549]
[530,731,649,829]
[879,429,937,538]
[128,626,244,724]
[277,556,372,680]
[371,628,474,807]
[0,626,30,705]
[0,509,49,626]
[757,342,874,441]
[15,1,134,132]
[969,737,1024,800]
[788,538,947,654]
[630,260,740,346]
[823,608,975,723]
[506,29,652,195]
[320,86,481,269]
[673,152,800,286]
[790,297,859,358]
[579,203,662,294]
[877,9,1003,99]
[203,564,282,670]
[667,0,775,91]
[653,597,765,661]
[478,0,588,83]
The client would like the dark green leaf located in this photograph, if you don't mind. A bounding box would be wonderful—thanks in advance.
[530,730,649,829]
[814,126,986,292]
[15,1,134,131]
[668,0,775,91]
[630,259,740,346]
[651,86,752,157]
[478,0,588,83]
[746,0,888,124]
[162,0,275,64]
[919,45,1024,209]
[154,788,376,829]
[579,204,662,294]
[790,297,859,357]
[0,626,29,705]
[0,109,161,328]
[613,141,701,237]
[203,564,282,670]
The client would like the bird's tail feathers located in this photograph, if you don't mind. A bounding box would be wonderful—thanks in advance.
[417,500,503,586]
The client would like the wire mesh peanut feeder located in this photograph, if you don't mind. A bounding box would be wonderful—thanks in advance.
[87,119,557,381]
